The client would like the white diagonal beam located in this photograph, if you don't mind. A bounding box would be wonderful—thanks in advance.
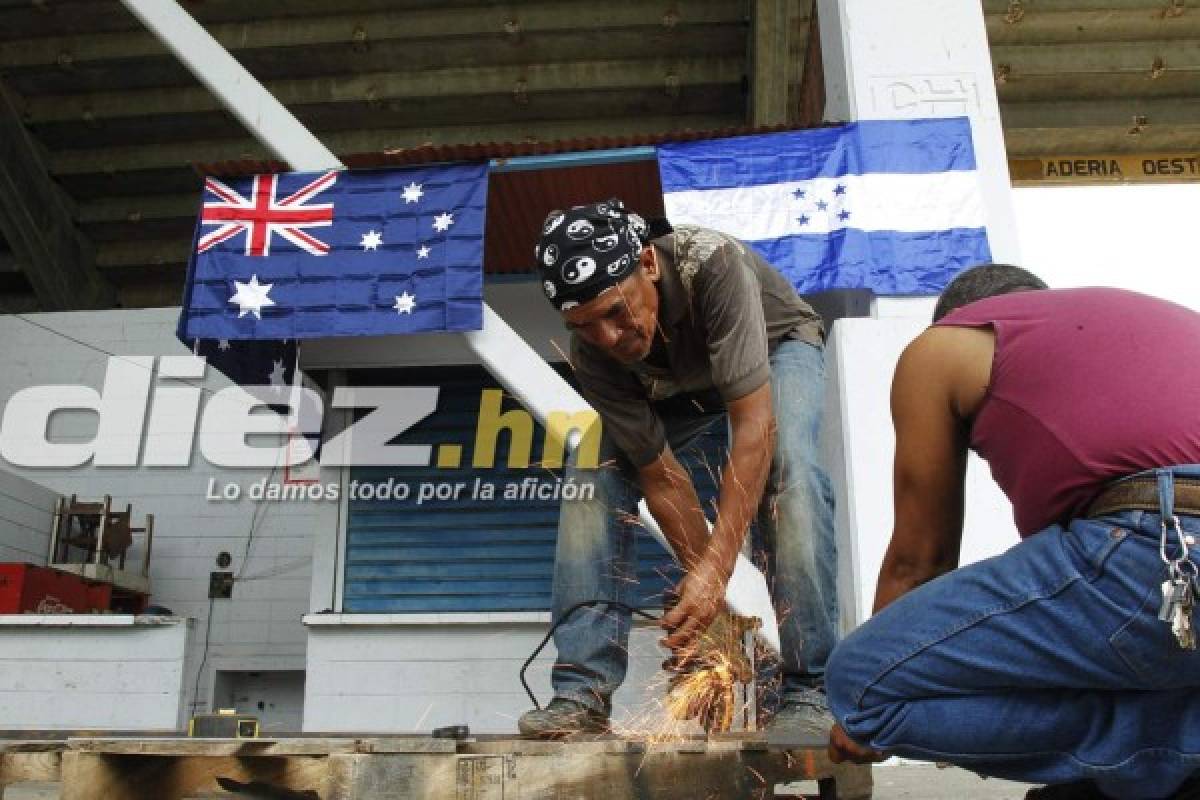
[120,0,780,654]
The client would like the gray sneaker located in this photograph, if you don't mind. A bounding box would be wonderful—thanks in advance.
[765,688,835,749]
[518,697,610,738]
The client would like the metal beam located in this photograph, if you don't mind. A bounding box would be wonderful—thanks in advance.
[118,0,783,649]
[0,79,114,310]
[0,293,40,313]
[24,57,745,124]
[1,0,745,69]
[79,194,200,226]
[1001,96,1200,128]
[52,113,742,176]
[749,0,794,126]
[997,71,1200,103]
[96,240,189,270]
[991,40,1200,76]
[0,250,21,274]
[1005,123,1200,155]
[982,0,1182,10]
[986,8,1200,45]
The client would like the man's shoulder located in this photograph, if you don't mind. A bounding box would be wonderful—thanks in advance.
[899,326,995,418]
[666,226,751,264]
[902,325,994,367]
[661,226,754,292]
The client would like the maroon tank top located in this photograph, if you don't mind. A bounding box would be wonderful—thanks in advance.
[936,288,1200,536]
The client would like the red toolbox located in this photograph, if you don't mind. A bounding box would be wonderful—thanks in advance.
[0,563,112,613]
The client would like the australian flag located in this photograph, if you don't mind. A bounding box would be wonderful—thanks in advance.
[177,162,488,341]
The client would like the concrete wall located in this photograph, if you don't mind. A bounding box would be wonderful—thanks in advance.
[303,615,694,736]
[0,308,313,722]
[0,615,190,730]
[0,468,58,566]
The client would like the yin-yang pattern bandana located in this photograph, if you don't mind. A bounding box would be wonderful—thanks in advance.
[534,198,648,311]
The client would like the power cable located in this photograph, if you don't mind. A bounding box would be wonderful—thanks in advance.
[520,600,663,711]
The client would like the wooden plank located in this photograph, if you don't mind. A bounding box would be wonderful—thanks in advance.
[1,781,62,799]
[67,737,359,757]
[986,8,1200,45]
[355,738,457,754]
[344,744,873,800]
[0,753,62,785]
[0,0,746,70]
[0,80,115,311]
[59,750,330,800]
[1005,123,1200,157]
[51,738,872,799]
[749,0,793,126]
[24,58,744,124]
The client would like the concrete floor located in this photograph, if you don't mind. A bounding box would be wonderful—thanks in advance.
[868,764,1035,799]
[1,767,1037,799]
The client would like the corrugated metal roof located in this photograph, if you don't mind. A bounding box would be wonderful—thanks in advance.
[1,0,1197,310]
[196,122,810,176]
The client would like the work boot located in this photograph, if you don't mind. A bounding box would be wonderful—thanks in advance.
[765,687,835,749]
[1024,782,1106,799]
[517,697,610,738]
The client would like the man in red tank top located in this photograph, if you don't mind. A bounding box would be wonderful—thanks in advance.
[823,265,1200,800]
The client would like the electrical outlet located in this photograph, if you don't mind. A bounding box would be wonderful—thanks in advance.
[209,571,234,599]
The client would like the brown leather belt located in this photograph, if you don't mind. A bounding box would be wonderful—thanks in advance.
[1086,476,1200,519]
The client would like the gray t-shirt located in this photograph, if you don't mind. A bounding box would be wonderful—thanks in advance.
[572,226,823,467]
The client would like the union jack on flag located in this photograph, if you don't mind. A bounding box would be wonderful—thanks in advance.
[198,171,337,257]
[178,163,488,341]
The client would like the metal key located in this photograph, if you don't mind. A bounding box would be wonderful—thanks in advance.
[1171,581,1196,651]
[1160,579,1185,622]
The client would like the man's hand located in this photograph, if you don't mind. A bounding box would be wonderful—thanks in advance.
[828,723,887,764]
[660,555,730,653]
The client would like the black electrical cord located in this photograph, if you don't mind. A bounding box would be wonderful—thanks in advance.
[190,596,216,713]
[519,600,664,711]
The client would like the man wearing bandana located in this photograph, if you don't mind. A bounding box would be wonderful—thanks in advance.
[518,199,840,741]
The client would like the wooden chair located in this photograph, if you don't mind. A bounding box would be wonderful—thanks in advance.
[49,495,154,577]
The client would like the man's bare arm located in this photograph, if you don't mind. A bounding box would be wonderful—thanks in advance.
[656,382,775,650]
[639,447,712,572]
[873,330,971,614]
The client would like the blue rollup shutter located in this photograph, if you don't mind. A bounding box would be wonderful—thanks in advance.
[342,365,726,613]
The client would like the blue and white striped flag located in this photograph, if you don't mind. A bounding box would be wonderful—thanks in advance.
[657,118,992,295]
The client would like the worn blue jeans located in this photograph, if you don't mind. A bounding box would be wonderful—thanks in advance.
[827,466,1200,800]
[550,338,839,713]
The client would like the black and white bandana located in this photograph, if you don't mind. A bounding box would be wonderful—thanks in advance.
[534,198,649,311]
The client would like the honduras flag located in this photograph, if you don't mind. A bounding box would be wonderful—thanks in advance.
[177,162,488,340]
[657,118,991,295]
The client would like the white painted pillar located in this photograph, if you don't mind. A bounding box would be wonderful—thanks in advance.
[817,0,1020,265]
[815,2,1022,622]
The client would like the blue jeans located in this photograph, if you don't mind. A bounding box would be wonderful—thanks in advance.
[550,338,840,712]
[827,466,1200,800]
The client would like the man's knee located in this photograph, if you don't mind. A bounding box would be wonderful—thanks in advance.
[824,625,888,728]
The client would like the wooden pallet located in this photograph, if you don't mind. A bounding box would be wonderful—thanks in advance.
[6,735,873,800]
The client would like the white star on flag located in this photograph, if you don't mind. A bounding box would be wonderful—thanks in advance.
[360,230,383,251]
[432,212,454,233]
[218,339,231,351]
[393,291,417,315]
[402,182,424,204]
[417,245,431,259]
[228,275,274,319]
